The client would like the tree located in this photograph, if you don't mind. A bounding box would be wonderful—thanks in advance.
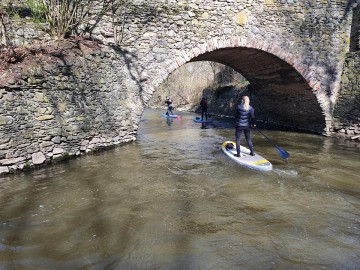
[26,0,130,39]
[0,9,8,46]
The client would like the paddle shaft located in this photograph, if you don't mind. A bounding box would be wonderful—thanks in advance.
[255,128,290,160]
[256,128,277,146]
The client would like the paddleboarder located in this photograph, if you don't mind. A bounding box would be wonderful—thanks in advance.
[165,96,173,115]
[200,96,208,121]
[234,96,256,157]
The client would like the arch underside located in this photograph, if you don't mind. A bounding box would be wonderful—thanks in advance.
[191,47,326,133]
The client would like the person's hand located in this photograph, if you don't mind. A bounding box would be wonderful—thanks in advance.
[251,124,256,129]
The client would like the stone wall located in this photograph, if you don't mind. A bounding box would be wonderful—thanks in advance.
[332,52,360,139]
[0,41,142,175]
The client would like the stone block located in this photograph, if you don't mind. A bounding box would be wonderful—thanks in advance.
[53,148,64,155]
[51,136,61,144]
[0,166,9,174]
[32,152,46,165]
[36,115,54,121]
[0,157,26,165]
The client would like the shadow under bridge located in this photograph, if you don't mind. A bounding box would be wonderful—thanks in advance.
[191,47,326,134]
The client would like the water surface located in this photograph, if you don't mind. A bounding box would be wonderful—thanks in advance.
[0,109,359,269]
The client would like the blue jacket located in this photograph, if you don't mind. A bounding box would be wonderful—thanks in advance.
[235,104,255,127]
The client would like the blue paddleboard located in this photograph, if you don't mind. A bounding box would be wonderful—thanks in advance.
[161,113,180,118]
[193,117,213,123]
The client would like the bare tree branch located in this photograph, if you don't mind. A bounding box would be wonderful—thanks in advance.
[0,9,8,46]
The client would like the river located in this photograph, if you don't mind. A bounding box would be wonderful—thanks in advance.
[0,108,359,270]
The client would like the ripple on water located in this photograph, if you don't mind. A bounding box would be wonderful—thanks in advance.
[273,169,299,177]
[0,108,359,269]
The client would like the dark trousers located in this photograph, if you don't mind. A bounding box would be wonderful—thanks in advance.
[235,127,254,155]
[201,107,207,120]
[167,106,173,115]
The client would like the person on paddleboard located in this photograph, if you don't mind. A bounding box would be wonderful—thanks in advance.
[234,95,256,157]
[165,96,173,115]
[200,96,208,121]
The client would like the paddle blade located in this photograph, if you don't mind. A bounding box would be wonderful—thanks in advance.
[276,146,290,160]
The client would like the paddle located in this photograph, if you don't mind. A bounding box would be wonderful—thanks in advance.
[256,128,290,160]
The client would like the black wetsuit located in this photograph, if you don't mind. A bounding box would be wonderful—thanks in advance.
[200,99,208,120]
[165,99,173,115]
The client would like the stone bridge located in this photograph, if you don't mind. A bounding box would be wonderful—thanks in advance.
[91,0,358,133]
[0,0,359,173]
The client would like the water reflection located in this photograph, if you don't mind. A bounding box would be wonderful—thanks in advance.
[166,117,173,126]
[0,108,359,269]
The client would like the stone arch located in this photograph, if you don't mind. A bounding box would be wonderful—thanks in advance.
[146,35,331,134]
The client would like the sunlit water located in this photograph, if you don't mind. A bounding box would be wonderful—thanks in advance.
[0,109,359,270]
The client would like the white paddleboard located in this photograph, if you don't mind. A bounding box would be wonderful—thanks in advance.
[221,141,272,172]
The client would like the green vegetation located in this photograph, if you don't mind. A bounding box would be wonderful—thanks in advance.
[25,0,47,22]
[23,162,32,170]
[61,152,70,160]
